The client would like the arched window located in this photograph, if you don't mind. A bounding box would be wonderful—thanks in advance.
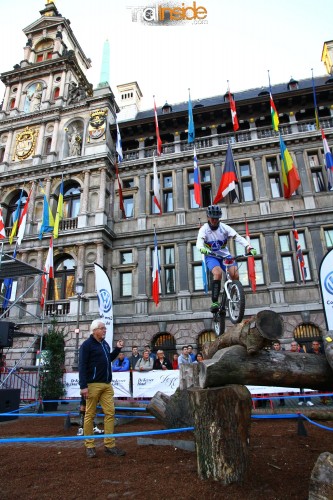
[5,191,28,229]
[0,148,5,163]
[44,138,52,155]
[197,330,217,353]
[64,184,81,218]
[152,333,176,362]
[293,323,321,352]
[9,98,15,110]
[53,87,60,100]
[48,255,75,301]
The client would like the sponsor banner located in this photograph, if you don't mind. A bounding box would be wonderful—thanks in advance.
[132,370,179,398]
[246,386,315,395]
[319,248,333,330]
[63,372,131,398]
[94,263,113,345]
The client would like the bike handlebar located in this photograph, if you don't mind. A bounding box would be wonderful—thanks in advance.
[208,251,253,262]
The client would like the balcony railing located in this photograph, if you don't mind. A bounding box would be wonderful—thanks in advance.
[45,300,70,317]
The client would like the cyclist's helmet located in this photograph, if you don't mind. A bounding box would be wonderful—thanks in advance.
[206,205,222,219]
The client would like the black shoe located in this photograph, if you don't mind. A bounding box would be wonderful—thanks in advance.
[210,302,219,313]
[86,447,97,458]
[104,446,126,456]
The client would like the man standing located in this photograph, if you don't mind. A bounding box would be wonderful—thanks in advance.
[134,350,154,371]
[178,346,193,365]
[187,345,196,362]
[129,345,141,370]
[112,352,130,371]
[79,319,126,458]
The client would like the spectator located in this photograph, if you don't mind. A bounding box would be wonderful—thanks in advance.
[195,353,204,362]
[129,346,141,370]
[134,350,154,371]
[290,341,313,407]
[172,353,179,370]
[187,345,196,362]
[178,346,193,365]
[308,340,326,404]
[153,350,173,370]
[112,352,130,372]
[144,344,156,360]
[272,341,285,406]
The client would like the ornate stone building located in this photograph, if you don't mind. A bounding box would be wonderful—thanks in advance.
[0,2,332,368]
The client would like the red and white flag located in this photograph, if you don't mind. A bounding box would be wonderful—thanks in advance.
[154,97,162,156]
[17,188,32,246]
[245,217,256,292]
[0,206,6,239]
[153,155,162,214]
[229,89,239,132]
[152,229,160,306]
[40,237,54,309]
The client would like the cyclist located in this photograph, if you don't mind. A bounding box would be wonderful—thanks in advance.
[196,204,256,313]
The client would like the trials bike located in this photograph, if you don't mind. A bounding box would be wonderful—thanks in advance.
[208,251,247,336]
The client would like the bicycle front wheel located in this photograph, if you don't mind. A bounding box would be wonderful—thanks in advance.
[227,280,245,324]
[213,309,226,336]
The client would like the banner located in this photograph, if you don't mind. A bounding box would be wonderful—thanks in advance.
[94,263,113,345]
[132,370,179,398]
[319,248,333,331]
[63,372,131,398]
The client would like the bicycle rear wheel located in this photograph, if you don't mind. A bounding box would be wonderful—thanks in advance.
[213,308,226,336]
[227,280,245,324]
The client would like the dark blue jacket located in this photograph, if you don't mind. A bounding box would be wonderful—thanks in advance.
[79,334,120,389]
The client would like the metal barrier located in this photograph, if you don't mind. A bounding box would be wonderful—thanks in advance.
[0,371,38,401]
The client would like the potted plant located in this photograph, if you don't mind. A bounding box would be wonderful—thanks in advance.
[39,318,66,411]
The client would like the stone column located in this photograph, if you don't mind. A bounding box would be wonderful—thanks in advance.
[177,242,191,312]
[98,168,107,212]
[134,246,148,316]
[249,119,258,140]
[50,119,59,153]
[14,82,23,110]
[2,86,10,111]
[138,138,145,159]
[45,177,52,198]
[175,168,185,211]
[26,181,37,237]
[294,149,311,195]
[44,73,54,103]
[76,245,85,282]
[174,132,181,153]
[81,171,90,213]
[35,122,45,156]
[265,232,280,283]
[4,129,13,163]
[33,249,44,300]
[96,243,104,267]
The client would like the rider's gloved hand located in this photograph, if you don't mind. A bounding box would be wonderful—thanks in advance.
[248,247,257,256]
[200,247,211,255]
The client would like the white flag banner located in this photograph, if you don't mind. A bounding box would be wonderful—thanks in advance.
[132,370,180,398]
[94,263,113,345]
[64,372,131,398]
[319,248,333,331]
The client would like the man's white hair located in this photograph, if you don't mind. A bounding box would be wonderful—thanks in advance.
[90,319,105,333]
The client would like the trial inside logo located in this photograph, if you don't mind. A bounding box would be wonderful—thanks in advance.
[129,1,208,25]
[97,288,113,313]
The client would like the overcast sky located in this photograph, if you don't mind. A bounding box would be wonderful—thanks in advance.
[0,0,332,110]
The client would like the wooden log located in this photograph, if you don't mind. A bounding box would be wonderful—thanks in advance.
[203,310,283,359]
[199,345,333,390]
[188,385,252,484]
[309,452,333,500]
[322,330,333,372]
[147,389,194,428]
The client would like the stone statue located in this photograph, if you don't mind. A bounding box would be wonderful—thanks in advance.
[67,81,86,105]
[28,83,42,112]
[68,126,82,156]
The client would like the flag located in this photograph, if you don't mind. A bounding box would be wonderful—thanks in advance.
[229,89,239,132]
[311,71,320,130]
[153,98,162,155]
[213,142,239,203]
[16,188,32,246]
[321,128,333,190]
[245,217,256,292]
[188,90,195,143]
[153,155,162,214]
[9,189,23,244]
[53,179,64,239]
[115,161,125,218]
[0,206,6,240]
[270,93,279,132]
[40,237,54,309]
[116,120,123,163]
[38,188,55,240]
[152,228,160,306]
[201,254,208,294]
[193,146,202,206]
[94,262,113,345]
[292,214,307,284]
[279,135,301,198]
[2,248,17,309]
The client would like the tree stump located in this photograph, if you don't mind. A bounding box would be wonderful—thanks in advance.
[188,385,252,484]
[309,452,333,500]
[147,388,194,428]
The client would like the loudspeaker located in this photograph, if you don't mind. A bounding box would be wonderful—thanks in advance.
[0,389,20,421]
[0,322,15,348]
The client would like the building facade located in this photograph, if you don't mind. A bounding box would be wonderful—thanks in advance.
[0,2,333,368]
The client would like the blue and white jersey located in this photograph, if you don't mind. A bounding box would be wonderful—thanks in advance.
[196,222,248,258]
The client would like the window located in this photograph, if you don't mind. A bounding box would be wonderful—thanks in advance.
[123,178,134,189]
[150,244,175,296]
[235,237,264,286]
[44,138,52,155]
[188,167,212,208]
[150,172,173,213]
[49,256,75,301]
[324,228,333,249]
[0,148,5,163]
[279,231,310,283]
[295,231,311,281]
[192,244,211,291]
[266,156,282,198]
[120,272,132,297]
[197,331,217,352]
[63,185,80,218]
[53,87,60,99]
[123,196,134,218]
[307,152,325,192]
[121,251,133,264]
[5,191,28,229]
[238,161,254,202]
[279,234,295,282]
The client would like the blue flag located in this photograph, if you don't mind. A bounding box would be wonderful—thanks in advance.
[188,90,195,144]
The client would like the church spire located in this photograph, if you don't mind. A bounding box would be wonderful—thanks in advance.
[98,39,110,88]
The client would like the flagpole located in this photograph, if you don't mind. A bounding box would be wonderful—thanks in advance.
[311,68,320,130]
